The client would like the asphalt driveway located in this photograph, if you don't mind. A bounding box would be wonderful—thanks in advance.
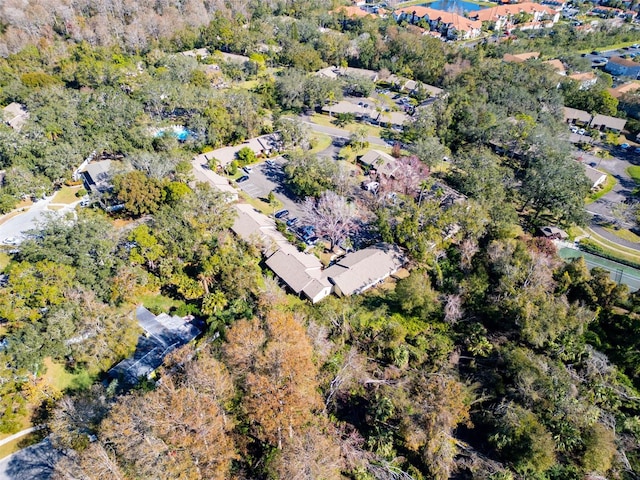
[238,159,304,219]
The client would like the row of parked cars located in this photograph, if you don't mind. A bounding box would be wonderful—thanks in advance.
[274,209,319,246]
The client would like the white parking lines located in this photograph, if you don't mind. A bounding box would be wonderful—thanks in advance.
[241,183,264,197]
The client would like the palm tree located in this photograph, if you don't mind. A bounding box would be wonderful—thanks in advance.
[202,290,228,316]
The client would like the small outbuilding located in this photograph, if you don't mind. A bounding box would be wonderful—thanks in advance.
[539,226,569,240]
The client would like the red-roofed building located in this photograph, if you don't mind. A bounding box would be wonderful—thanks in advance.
[330,5,374,18]
[469,2,560,32]
[393,6,482,40]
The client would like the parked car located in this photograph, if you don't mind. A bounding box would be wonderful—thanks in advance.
[634,147,640,154]
[265,159,275,167]
[570,126,579,133]
[299,225,315,239]
[305,236,319,246]
[236,175,249,183]
[286,217,298,227]
[577,128,586,136]
[620,143,630,149]
[274,209,289,219]
[243,166,253,174]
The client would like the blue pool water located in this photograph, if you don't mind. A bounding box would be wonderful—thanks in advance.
[420,0,485,13]
[154,127,191,142]
[175,129,189,141]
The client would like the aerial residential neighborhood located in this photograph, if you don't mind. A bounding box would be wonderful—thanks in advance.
[2,0,640,479]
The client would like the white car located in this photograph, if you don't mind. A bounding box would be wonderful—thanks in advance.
[570,126,579,133]
[577,128,586,136]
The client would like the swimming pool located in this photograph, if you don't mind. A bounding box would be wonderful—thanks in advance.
[419,0,486,13]
[154,126,191,142]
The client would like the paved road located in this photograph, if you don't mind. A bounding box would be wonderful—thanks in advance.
[0,439,61,480]
[0,196,79,245]
[581,149,640,251]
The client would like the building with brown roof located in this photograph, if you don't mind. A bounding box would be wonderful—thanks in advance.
[543,58,566,75]
[470,2,560,31]
[563,107,593,126]
[330,5,373,18]
[503,52,540,63]
[608,82,640,98]
[568,71,597,89]
[393,6,482,39]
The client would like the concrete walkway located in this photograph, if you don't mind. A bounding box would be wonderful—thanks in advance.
[0,426,43,450]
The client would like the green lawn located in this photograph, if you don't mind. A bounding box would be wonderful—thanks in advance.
[51,185,82,204]
[42,358,92,392]
[0,252,9,270]
[239,192,280,216]
[572,226,640,264]
[0,433,40,460]
[309,133,333,154]
[135,292,185,313]
[604,226,640,244]
[628,166,640,183]
[309,114,384,138]
[578,41,640,55]
[586,173,616,204]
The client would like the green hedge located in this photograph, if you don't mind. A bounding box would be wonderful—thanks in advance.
[579,239,640,270]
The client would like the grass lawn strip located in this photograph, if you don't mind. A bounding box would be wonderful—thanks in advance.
[603,226,640,244]
[309,133,333,154]
[309,114,384,138]
[0,432,40,460]
[51,185,82,204]
[586,172,616,204]
[627,165,640,183]
[574,226,640,264]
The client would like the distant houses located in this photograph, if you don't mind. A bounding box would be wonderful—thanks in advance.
[563,107,627,133]
[393,6,482,40]
[608,81,640,98]
[321,100,410,129]
[469,2,560,32]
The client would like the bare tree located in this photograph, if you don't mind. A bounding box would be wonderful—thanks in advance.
[382,155,429,197]
[301,190,360,250]
[443,294,464,325]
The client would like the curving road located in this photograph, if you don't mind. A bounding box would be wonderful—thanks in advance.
[582,149,640,251]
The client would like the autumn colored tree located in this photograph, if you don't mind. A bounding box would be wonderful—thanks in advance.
[58,349,237,480]
[225,311,323,449]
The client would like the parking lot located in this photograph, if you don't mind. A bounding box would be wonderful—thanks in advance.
[237,158,303,219]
